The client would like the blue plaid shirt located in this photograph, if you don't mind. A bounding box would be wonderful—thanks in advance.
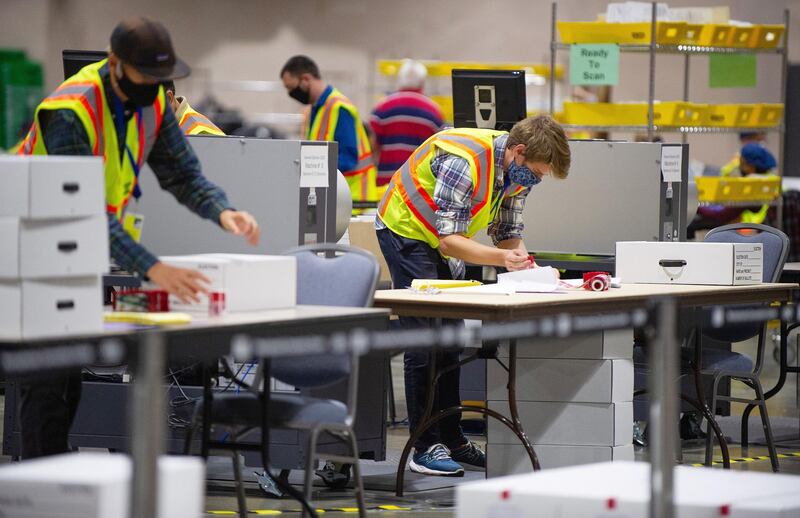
[376,133,530,244]
[41,63,232,276]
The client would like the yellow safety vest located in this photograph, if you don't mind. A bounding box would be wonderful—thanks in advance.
[721,154,740,177]
[18,58,165,220]
[179,102,225,136]
[378,128,526,250]
[304,87,377,203]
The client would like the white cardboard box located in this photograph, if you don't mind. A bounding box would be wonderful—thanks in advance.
[0,452,204,518]
[456,461,800,518]
[616,241,763,285]
[0,276,103,339]
[487,443,634,476]
[487,401,632,446]
[487,358,633,403]
[0,215,109,278]
[498,330,633,360]
[158,254,296,313]
[0,155,105,218]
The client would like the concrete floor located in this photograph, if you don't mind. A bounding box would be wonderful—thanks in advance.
[0,334,798,517]
[199,334,800,517]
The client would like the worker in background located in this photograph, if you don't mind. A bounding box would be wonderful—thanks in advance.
[690,143,778,234]
[16,17,259,459]
[163,80,225,136]
[720,131,768,177]
[369,59,443,198]
[280,55,377,208]
[376,115,571,476]
[735,143,778,224]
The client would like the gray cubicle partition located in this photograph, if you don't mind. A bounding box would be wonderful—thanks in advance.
[473,140,688,257]
[517,140,689,255]
[1,136,388,469]
[135,136,340,255]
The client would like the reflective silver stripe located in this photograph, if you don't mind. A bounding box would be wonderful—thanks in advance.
[180,113,214,132]
[140,102,161,159]
[397,148,437,228]
[352,154,373,172]
[377,176,396,214]
[49,83,105,157]
[21,128,36,154]
[435,133,492,203]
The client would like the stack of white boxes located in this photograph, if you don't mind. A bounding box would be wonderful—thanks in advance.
[487,330,635,475]
[0,156,108,340]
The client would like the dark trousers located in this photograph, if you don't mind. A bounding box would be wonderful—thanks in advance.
[376,228,467,452]
[18,370,82,459]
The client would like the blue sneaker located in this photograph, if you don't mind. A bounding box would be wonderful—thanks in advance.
[450,441,486,469]
[409,444,464,476]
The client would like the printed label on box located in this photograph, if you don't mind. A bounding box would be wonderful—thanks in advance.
[734,244,762,284]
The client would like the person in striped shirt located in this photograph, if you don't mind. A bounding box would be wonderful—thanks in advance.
[370,60,444,194]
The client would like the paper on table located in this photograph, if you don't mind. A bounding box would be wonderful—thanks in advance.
[496,266,562,293]
[445,284,516,295]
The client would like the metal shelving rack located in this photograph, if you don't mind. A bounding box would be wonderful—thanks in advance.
[549,1,790,224]
[548,2,789,147]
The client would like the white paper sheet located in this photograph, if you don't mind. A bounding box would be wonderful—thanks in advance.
[496,266,562,293]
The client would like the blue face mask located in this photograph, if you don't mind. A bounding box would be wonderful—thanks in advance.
[507,159,541,188]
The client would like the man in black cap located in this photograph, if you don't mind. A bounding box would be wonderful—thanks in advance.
[16,17,260,458]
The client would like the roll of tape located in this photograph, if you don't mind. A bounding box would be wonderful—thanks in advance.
[583,271,611,291]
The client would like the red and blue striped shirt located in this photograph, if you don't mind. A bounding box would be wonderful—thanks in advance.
[370,89,443,186]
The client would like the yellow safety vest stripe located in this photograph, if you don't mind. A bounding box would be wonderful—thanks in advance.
[18,58,165,220]
[304,88,378,202]
[378,128,524,249]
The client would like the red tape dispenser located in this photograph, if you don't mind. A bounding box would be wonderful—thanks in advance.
[582,271,611,292]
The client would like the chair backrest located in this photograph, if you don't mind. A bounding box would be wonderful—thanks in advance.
[702,223,789,345]
[704,223,789,283]
[271,244,380,389]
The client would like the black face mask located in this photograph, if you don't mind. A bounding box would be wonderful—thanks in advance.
[288,84,311,105]
[116,66,159,107]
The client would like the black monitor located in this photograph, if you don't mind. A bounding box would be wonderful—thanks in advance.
[62,50,107,80]
[452,69,526,131]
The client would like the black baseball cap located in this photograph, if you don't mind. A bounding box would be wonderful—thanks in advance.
[110,17,190,80]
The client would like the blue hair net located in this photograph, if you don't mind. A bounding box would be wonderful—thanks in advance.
[741,143,777,173]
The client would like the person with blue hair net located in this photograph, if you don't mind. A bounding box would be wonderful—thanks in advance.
[720,131,768,177]
[692,143,778,230]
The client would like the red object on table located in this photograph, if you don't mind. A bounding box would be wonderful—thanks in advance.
[112,289,170,312]
[582,271,611,291]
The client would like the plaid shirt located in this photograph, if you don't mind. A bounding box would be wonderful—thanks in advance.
[41,63,232,276]
[432,133,529,244]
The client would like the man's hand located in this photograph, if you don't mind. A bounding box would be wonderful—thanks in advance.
[146,262,211,304]
[220,210,260,246]
[503,249,532,271]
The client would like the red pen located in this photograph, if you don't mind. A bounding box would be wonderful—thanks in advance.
[529,254,535,267]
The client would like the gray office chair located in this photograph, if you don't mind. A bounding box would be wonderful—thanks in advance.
[189,244,379,518]
[698,223,789,471]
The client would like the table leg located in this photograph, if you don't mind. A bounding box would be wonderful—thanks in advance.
[650,298,678,518]
[201,362,213,458]
[130,331,166,518]
[506,339,540,471]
